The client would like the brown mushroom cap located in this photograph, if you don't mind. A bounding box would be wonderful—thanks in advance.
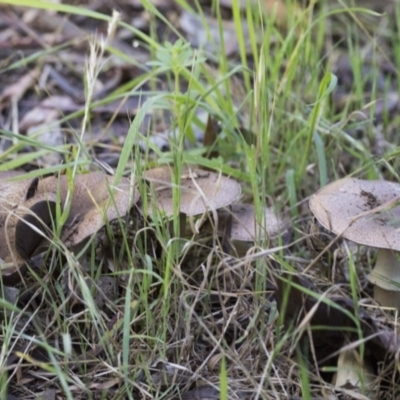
[143,166,241,217]
[0,172,48,266]
[309,177,400,251]
[0,174,58,284]
[37,172,138,246]
[229,204,287,242]
[0,171,39,210]
[0,171,137,281]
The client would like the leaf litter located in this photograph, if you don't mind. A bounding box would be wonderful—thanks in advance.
[1,1,400,400]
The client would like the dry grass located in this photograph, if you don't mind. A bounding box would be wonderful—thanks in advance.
[1,1,400,399]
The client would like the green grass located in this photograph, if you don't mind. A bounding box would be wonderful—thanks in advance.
[0,0,399,399]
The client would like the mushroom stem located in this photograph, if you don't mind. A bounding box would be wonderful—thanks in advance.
[368,249,400,309]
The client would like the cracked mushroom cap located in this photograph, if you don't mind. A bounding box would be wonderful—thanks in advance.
[0,171,40,210]
[309,177,400,250]
[228,204,288,242]
[0,172,58,284]
[142,166,241,217]
[37,172,138,246]
[0,172,56,263]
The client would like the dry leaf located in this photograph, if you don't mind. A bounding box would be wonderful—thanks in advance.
[180,11,248,57]
[27,121,64,166]
[19,95,75,132]
[333,348,375,390]
[0,70,40,105]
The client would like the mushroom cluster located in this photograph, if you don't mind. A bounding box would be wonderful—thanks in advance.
[4,167,399,314]
[1,166,289,284]
[140,165,288,255]
[3,165,400,394]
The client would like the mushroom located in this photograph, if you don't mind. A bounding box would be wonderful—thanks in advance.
[0,172,58,284]
[205,203,288,256]
[229,204,287,242]
[141,166,241,217]
[0,171,39,206]
[37,172,138,247]
[309,177,400,309]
